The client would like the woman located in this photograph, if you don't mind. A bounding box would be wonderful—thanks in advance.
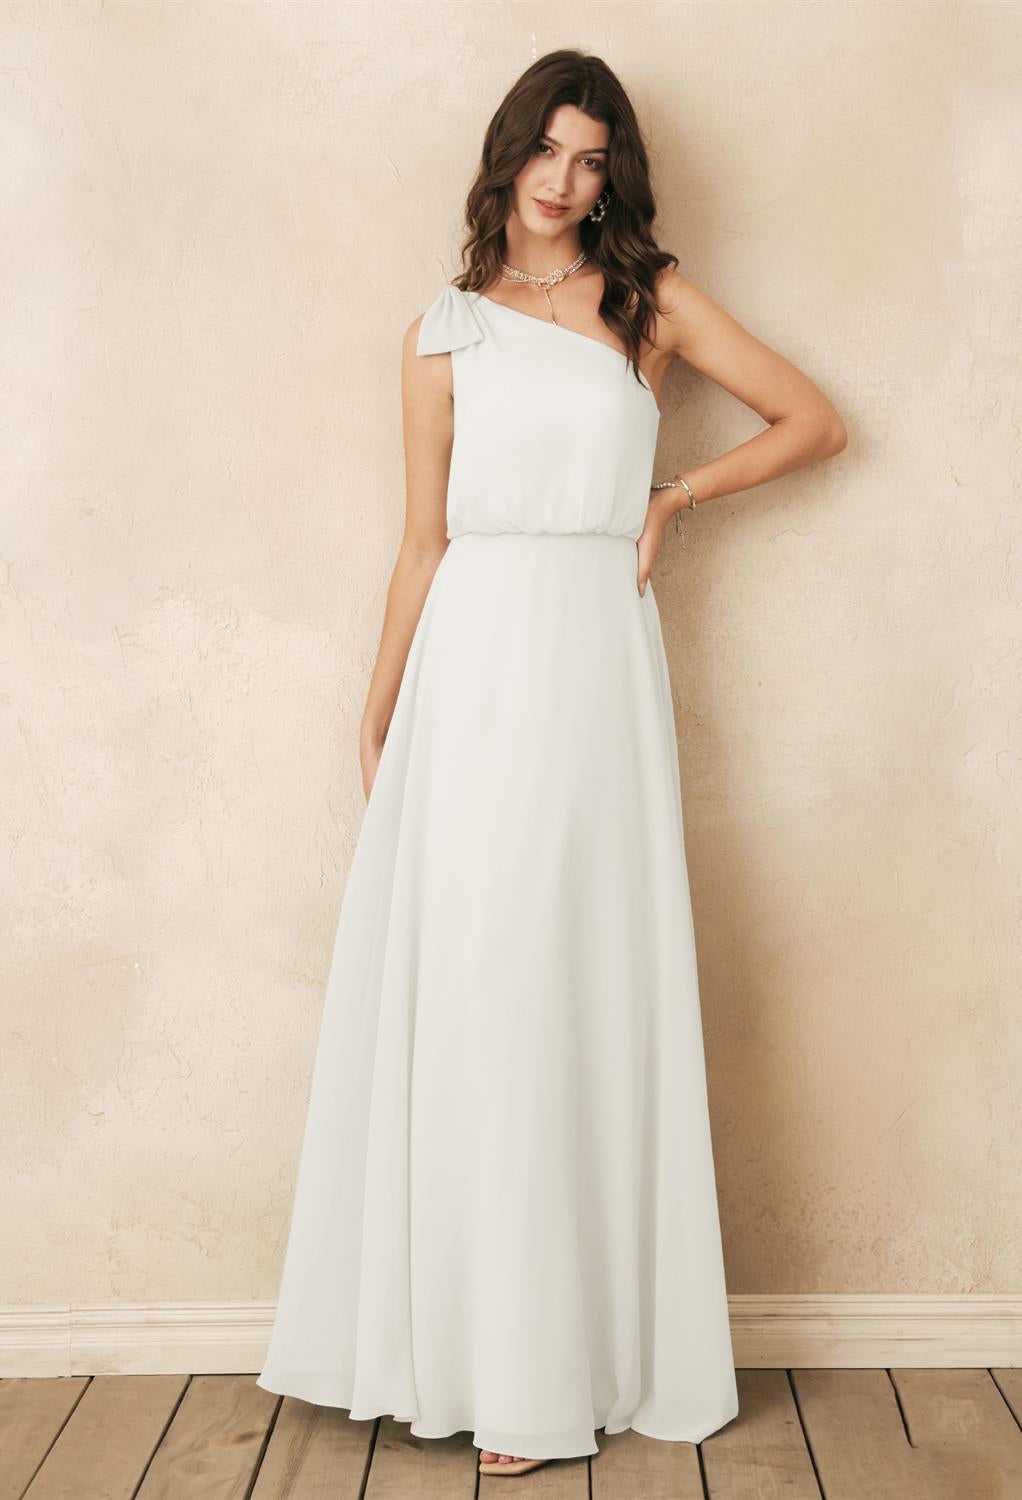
[257,48,847,1480]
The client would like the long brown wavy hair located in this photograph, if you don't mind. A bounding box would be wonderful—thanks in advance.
[453,49,678,391]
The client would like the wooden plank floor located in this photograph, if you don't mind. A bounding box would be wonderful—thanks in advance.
[1,1368,1018,1498]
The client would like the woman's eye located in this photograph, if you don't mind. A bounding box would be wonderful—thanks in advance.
[536,142,603,170]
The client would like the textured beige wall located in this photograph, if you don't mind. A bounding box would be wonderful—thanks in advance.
[2,1,1018,1306]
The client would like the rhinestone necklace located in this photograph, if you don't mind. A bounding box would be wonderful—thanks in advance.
[499,250,588,324]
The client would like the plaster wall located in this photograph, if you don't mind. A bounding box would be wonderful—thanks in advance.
[2,1,1018,1303]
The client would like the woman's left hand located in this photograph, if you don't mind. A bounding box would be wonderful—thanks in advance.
[635,492,674,596]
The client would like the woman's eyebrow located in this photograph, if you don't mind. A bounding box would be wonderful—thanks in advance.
[540,133,608,154]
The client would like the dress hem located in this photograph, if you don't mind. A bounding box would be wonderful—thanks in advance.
[254,1373,739,1459]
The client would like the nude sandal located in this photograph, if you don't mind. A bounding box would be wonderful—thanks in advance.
[478,1452,550,1477]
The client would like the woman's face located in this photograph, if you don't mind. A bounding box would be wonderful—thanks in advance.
[511,104,610,236]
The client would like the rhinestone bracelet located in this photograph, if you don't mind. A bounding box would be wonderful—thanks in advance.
[650,474,697,533]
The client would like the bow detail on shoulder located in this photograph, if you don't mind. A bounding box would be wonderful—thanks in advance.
[416,284,486,356]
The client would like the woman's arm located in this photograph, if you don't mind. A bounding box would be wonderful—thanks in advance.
[359,315,454,799]
[635,268,849,593]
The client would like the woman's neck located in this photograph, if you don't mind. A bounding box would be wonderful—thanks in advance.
[500,221,583,278]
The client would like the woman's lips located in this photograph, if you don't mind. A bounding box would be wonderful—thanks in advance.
[535,198,569,217]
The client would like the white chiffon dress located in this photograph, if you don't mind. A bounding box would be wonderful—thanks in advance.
[255,282,740,1460]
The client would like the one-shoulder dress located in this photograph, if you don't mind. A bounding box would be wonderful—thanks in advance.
[256,283,740,1460]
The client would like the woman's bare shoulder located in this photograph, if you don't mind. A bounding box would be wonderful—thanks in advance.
[651,266,713,328]
[649,266,756,363]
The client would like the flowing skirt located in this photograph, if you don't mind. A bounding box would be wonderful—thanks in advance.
[256,530,739,1459]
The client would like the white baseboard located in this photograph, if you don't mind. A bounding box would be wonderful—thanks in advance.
[1,1295,1019,1378]
[727,1294,1022,1368]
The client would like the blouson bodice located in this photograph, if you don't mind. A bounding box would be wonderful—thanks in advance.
[416,285,661,541]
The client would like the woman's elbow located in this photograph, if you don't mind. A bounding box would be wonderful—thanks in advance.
[824,409,848,456]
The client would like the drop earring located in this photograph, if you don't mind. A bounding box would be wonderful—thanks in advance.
[587,190,611,223]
